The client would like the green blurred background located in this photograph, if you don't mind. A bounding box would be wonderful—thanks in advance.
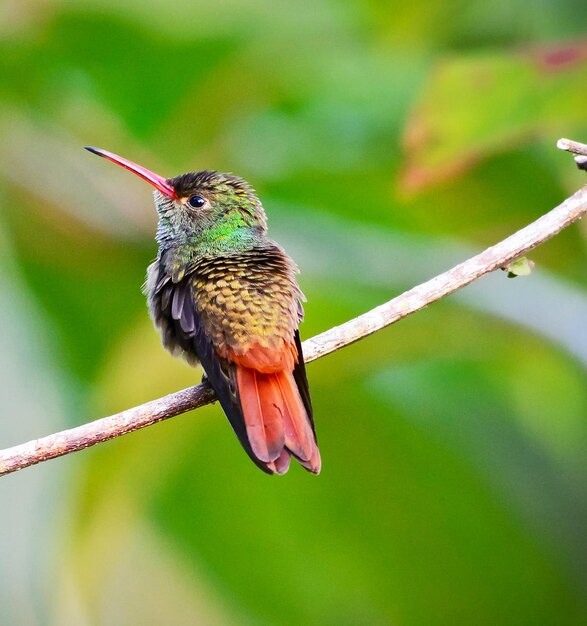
[1,1,587,624]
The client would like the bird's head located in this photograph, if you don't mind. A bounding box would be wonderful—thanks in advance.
[85,147,267,250]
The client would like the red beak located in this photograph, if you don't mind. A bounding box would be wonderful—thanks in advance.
[84,146,176,198]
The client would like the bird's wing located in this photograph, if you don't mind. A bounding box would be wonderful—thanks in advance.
[152,270,272,473]
[154,249,318,474]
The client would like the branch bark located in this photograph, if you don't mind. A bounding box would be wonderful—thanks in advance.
[1,139,586,478]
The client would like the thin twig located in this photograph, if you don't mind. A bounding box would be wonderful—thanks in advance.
[557,138,587,157]
[557,138,587,171]
[1,139,586,478]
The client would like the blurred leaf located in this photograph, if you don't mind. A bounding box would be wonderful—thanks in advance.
[401,42,587,191]
[58,493,241,625]
[504,256,535,277]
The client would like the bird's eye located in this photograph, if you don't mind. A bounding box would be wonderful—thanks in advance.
[188,194,206,208]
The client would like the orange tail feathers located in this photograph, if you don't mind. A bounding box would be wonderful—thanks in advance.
[235,366,321,475]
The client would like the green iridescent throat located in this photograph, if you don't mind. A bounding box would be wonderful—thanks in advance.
[190,221,262,255]
[158,210,265,270]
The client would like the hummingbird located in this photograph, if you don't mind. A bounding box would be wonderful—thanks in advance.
[85,147,320,475]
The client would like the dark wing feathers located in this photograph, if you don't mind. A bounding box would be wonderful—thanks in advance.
[180,293,196,333]
[171,282,186,321]
[151,258,311,474]
[292,329,315,435]
[158,274,272,474]
[170,281,196,333]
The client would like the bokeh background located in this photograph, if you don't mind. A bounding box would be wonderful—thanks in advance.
[1,1,587,624]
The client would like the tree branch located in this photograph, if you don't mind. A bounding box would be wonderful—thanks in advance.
[2,139,587,478]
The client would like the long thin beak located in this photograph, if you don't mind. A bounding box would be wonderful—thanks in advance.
[84,146,176,198]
